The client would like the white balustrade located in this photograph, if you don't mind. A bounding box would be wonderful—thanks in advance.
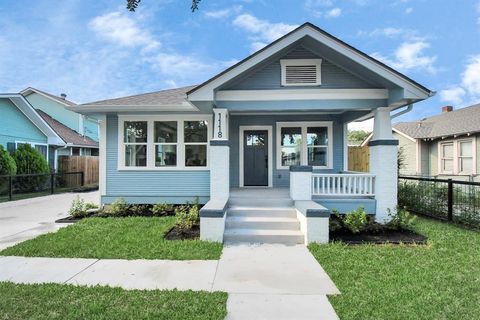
[312,173,375,196]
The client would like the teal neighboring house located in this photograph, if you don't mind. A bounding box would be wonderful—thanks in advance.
[0,88,99,171]
[71,23,433,244]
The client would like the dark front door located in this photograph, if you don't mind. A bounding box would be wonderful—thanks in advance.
[244,130,268,186]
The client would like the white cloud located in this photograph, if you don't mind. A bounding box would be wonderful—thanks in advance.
[233,14,298,51]
[358,27,416,39]
[462,55,480,97]
[440,87,466,105]
[89,11,160,51]
[325,8,342,18]
[204,5,242,19]
[372,40,437,73]
[405,7,413,14]
[348,119,373,132]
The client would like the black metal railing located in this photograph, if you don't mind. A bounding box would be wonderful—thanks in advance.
[399,176,480,227]
[0,172,84,202]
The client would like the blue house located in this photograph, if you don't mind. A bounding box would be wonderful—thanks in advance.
[0,89,98,171]
[72,23,433,244]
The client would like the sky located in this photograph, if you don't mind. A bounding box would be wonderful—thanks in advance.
[1,0,480,131]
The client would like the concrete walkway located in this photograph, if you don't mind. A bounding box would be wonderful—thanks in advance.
[0,191,99,250]
[0,244,339,319]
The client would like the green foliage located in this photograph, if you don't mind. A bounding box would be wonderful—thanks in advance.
[152,202,174,216]
[11,144,50,192]
[85,202,98,210]
[68,196,99,218]
[343,206,368,234]
[0,145,16,176]
[347,130,370,144]
[128,204,151,216]
[175,203,199,232]
[387,206,416,230]
[105,198,129,216]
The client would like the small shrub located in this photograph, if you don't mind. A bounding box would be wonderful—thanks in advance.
[152,203,174,216]
[343,206,368,234]
[105,198,129,216]
[84,202,99,210]
[0,145,16,194]
[387,206,416,230]
[12,144,50,192]
[129,204,151,216]
[69,196,86,218]
[175,204,199,232]
[329,209,343,232]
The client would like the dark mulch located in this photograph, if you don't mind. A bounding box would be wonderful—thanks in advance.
[330,228,427,245]
[164,225,200,240]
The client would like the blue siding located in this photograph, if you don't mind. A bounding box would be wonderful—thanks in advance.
[104,115,210,204]
[315,198,376,215]
[225,45,376,90]
[229,114,345,188]
[0,98,47,147]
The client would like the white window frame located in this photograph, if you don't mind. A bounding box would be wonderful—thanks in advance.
[280,59,322,87]
[276,121,333,170]
[15,141,49,161]
[118,115,212,171]
[438,138,477,175]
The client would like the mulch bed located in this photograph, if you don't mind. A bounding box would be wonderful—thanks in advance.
[164,225,200,240]
[330,228,427,245]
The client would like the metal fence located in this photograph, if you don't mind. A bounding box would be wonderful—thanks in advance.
[398,176,480,227]
[0,172,84,202]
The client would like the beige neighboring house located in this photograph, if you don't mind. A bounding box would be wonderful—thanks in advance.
[362,104,480,181]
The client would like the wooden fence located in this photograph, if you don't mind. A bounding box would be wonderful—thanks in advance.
[348,146,369,172]
[58,156,99,186]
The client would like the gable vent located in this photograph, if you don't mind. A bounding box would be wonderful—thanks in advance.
[280,59,322,86]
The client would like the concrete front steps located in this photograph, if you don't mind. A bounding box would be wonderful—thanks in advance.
[224,206,304,245]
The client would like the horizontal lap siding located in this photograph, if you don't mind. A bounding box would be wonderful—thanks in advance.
[225,46,374,90]
[229,114,344,188]
[105,115,210,200]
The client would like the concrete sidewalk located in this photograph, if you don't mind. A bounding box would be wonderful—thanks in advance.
[0,244,340,319]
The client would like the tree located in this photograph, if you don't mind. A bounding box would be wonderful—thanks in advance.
[126,0,201,12]
[12,144,50,192]
[0,145,17,194]
[347,130,370,144]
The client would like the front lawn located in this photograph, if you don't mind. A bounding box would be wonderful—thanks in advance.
[309,217,480,320]
[0,217,222,260]
[0,282,227,320]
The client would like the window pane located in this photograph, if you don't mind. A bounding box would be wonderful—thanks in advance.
[281,146,301,167]
[307,127,328,146]
[442,159,453,172]
[185,145,207,167]
[246,134,265,146]
[155,145,177,167]
[460,158,472,173]
[125,145,147,167]
[72,147,80,156]
[281,127,302,146]
[442,143,453,158]
[308,146,327,166]
[35,145,47,159]
[184,121,208,143]
[124,121,147,143]
[154,121,177,143]
[460,141,472,157]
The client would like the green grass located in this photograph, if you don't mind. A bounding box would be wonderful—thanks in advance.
[0,282,227,320]
[0,217,222,260]
[309,217,480,320]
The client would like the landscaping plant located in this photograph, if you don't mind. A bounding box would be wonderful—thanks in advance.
[0,145,16,194]
[105,197,129,216]
[68,196,99,218]
[11,144,50,192]
[152,202,174,216]
[387,206,416,230]
[343,206,368,234]
[175,201,199,232]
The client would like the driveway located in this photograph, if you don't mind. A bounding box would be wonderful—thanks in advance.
[0,191,99,250]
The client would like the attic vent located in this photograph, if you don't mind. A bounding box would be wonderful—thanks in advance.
[280,59,322,86]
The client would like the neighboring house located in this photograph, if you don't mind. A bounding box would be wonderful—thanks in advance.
[0,92,98,171]
[72,23,433,243]
[364,104,480,181]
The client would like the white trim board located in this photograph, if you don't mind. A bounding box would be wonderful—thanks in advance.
[239,125,273,188]
[216,89,389,101]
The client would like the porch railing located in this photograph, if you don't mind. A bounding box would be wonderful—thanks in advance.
[312,173,375,197]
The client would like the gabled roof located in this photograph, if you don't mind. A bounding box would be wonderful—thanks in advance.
[21,87,76,106]
[0,93,64,146]
[36,110,98,147]
[393,103,480,139]
[188,22,433,101]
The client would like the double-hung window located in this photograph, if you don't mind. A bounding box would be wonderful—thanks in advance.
[439,139,476,175]
[120,117,210,170]
[277,122,332,169]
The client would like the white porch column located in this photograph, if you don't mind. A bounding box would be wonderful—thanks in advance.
[369,107,398,223]
[210,108,230,201]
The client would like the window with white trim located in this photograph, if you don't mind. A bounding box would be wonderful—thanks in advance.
[119,117,210,170]
[15,141,48,160]
[277,122,332,169]
[439,138,476,175]
[280,59,322,86]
